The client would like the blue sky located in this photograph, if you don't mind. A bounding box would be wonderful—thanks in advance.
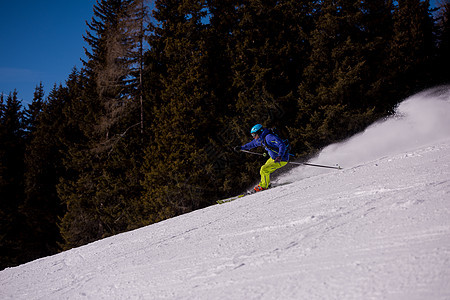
[0,1,94,105]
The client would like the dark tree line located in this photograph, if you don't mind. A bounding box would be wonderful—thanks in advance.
[1,0,449,269]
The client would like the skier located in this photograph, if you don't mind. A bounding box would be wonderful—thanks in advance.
[234,124,289,192]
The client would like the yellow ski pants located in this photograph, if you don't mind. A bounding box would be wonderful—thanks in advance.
[259,158,287,189]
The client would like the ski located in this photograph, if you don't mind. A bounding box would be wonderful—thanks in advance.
[216,193,248,204]
[216,182,292,204]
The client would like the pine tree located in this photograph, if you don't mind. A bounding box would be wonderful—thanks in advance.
[141,0,220,223]
[0,91,27,269]
[23,82,45,137]
[58,0,148,249]
[83,0,143,140]
[435,1,450,83]
[21,79,82,260]
[388,0,435,96]
[355,1,397,113]
[295,0,396,154]
[230,0,313,128]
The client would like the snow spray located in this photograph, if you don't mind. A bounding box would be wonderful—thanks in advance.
[282,85,450,182]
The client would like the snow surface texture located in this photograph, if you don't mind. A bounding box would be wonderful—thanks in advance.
[1,86,450,300]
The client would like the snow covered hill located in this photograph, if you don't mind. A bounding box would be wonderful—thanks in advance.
[1,87,450,300]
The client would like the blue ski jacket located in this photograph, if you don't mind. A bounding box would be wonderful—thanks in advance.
[241,128,289,162]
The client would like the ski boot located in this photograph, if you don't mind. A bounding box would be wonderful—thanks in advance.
[253,185,267,193]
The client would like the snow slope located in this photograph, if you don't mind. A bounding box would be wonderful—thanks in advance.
[1,86,450,300]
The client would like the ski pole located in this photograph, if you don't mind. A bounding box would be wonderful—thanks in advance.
[239,149,266,156]
[288,161,342,170]
[239,149,342,170]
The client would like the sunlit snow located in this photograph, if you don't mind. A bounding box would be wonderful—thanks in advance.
[1,86,449,300]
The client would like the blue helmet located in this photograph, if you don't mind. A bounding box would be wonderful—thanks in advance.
[250,124,263,135]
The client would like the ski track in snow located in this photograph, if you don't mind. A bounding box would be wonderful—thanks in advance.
[1,86,450,299]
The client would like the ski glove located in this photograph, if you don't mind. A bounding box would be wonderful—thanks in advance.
[234,146,242,152]
[274,156,282,163]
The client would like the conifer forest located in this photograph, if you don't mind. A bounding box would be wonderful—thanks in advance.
[1,0,449,269]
